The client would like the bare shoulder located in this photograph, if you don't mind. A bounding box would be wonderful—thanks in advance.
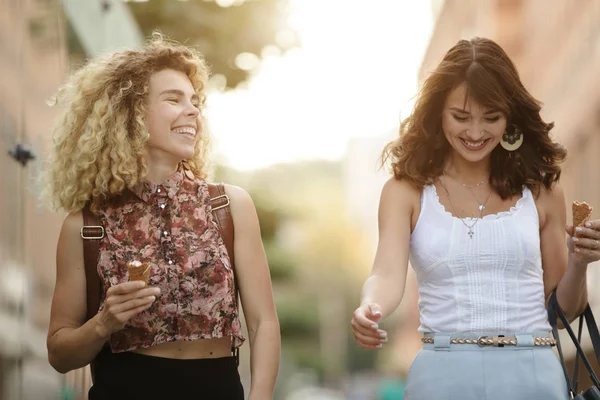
[59,211,84,250]
[380,177,421,210]
[535,182,566,227]
[56,210,86,277]
[223,184,255,211]
[222,184,258,228]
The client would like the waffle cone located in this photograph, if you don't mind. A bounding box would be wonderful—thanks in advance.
[127,261,151,285]
[573,201,593,228]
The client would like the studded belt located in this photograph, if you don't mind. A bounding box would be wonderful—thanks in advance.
[421,335,557,347]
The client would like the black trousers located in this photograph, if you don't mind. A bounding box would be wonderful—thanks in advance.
[88,347,244,400]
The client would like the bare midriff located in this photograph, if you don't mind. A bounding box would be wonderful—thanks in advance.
[132,337,233,359]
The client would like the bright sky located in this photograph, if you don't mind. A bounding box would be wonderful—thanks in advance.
[206,0,434,171]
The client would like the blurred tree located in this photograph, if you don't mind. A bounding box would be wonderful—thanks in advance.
[215,160,376,381]
[127,0,299,89]
[214,164,298,282]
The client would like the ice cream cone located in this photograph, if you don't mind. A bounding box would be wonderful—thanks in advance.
[573,201,593,228]
[127,260,151,285]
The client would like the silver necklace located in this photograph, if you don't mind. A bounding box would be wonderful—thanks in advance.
[445,174,488,212]
[439,178,493,239]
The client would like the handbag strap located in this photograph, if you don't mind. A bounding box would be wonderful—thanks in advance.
[549,290,600,393]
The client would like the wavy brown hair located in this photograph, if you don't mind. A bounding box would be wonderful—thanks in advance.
[382,37,566,199]
[43,32,210,213]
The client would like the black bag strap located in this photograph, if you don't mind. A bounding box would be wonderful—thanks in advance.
[548,290,600,395]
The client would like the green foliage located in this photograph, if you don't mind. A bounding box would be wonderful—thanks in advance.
[346,324,378,372]
[276,297,320,339]
[127,0,299,88]
[264,240,296,281]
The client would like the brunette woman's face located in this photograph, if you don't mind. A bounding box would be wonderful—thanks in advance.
[441,83,507,164]
[144,68,202,163]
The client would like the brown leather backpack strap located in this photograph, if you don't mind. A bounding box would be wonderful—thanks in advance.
[208,183,236,273]
[81,204,105,383]
[208,183,239,364]
[81,204,104,322]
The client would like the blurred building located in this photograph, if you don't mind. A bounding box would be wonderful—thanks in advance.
[418,0,600,385]
[0,0,140,398]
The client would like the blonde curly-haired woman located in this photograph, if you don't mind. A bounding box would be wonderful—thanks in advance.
[44,34,280,400]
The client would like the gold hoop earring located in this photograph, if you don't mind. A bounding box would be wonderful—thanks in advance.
[500,125,523,151]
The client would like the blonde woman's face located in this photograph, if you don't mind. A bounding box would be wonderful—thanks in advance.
[144,68,201,163]
[441,83,507,164]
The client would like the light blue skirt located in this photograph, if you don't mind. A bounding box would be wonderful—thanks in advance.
[404,332,569,400]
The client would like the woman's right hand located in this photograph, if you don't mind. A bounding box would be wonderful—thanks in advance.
[351,303,388,349]
[95,281,160,338]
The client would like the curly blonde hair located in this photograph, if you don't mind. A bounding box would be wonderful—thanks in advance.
[43,33,211,213]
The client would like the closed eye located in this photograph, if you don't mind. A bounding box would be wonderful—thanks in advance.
[485,116,501,123]
[452,114,469,122]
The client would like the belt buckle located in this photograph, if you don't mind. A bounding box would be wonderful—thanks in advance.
[477,335,507,347]
[477,336,490,347]
[477,335,505,347]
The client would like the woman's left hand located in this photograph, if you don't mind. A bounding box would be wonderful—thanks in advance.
[566,219,600,266]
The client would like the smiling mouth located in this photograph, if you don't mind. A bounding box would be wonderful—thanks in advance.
[460,138,489,151]
[171,126,197,139]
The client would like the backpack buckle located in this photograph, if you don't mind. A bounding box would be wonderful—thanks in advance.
[210,194,230,211]
[81,226,105,240]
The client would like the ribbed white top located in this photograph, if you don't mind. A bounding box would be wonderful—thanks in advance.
[409,184,551,333]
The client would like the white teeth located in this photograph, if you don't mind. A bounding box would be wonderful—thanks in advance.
[463,139,485,148]
[171,127,196,136]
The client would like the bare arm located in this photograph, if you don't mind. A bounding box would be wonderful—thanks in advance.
[226,185,280,399]
[539,184,588,324]
[47,211,158,373]
[351,178,418,349]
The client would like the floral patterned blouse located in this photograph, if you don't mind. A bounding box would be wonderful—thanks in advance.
[96,166,244,353]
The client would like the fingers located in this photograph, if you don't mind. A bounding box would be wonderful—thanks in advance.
[353,304,382,329]
[572,236,600,251]
[565,225,575,236]
[368,304,383,321]
[105,287,161,307]
[353,330,388,349]
[107,281,147,297]
[351,304,388,350]
[107,295,156,317]
[104,285,160,321]
[583,220,600,231]
[351,316,386,338]
[574,224,600,240]
[117,302,155,324]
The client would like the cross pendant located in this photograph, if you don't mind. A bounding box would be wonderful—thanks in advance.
[468,229,474,239]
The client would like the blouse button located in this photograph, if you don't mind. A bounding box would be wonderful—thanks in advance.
[159,204,166,209]
[163,231,168,237]
[167,259,173,265]
[157,188,161,193]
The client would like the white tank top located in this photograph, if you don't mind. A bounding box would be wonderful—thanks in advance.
[409,184,552,333]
